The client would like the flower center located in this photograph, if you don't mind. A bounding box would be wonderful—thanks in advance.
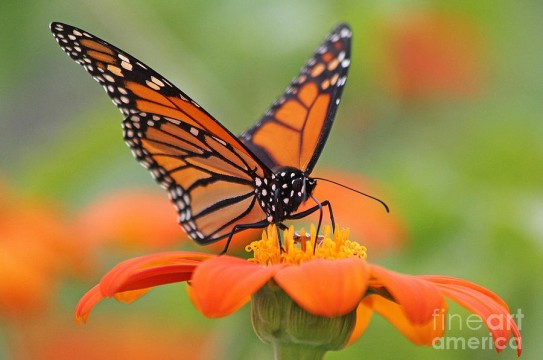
[246,224,367,265]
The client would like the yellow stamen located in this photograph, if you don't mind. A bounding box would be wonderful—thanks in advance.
[246,224,367,265]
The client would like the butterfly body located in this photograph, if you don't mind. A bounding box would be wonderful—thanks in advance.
[255,167,316,223]
[51,22,351,247]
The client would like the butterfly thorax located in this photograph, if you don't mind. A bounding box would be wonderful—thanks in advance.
[255,167,316,223]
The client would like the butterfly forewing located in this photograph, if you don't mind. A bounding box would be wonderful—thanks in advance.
[50,22,263,171]
[240,24,352,173]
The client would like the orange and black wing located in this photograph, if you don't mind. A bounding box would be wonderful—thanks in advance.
[240,24,352,174]
[123,112,267,243]
[50,22,269,243]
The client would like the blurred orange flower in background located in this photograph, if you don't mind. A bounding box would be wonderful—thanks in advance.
[381,10,484,99]
[75,188,260,254]
[0,179,88,318]
[75,189,186,251]
[26,319,206,360]
[303,169,406,254]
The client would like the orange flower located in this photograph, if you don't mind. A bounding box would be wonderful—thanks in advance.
[381,10,483,99]
[76,226,521,356]
[75,189,185,250]
[0,180,89,318]
[301,169,406,254]
[75,188,259,253]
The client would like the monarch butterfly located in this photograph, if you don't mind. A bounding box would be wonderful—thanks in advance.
[50,22,360,251]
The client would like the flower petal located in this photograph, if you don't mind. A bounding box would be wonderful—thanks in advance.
[190,256,283,318]
[425,277,522,356]
[370,265,444,324]
[75,285,104,324]
[99,252,212,296]
[363,294,447,346]
[274,258,370,317]
[347,301,374,345]
[75,251,212,323]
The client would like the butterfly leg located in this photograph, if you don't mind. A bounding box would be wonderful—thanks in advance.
[219,219,270,255]
[289,199,335,234]
[289,200,335,228]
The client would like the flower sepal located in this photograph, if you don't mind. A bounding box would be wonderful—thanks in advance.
[251,281,357,360]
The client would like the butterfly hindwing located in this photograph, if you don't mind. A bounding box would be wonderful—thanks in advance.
[240,24,352,173]
[123,112,267,243]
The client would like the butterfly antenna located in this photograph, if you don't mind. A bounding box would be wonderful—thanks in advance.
[312,177,390,213]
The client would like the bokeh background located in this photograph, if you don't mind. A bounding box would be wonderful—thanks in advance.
[1,1,541,359]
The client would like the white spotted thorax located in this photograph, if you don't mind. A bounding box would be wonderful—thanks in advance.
[254,167,316,223]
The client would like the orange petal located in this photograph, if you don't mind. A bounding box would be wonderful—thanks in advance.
[363,294,447,346]
[274,258,370,317]
[370,265,444,324]
[426,277,522,356]
[75,252,212,323]
[190,256,283,318]
[75,285,104,324]
[347,301,374,345]
[99,252,212,296]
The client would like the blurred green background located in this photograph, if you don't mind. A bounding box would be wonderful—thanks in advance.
[1,0,541,359]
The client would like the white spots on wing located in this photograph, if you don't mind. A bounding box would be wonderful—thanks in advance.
[190,127,199,136]
[121,61,133,71]
[146,80,160,90]
[255,178,262,187]
[341,59,350,68]
[151,76,164,87]
[118,53,130,62]
[340,28,352,38]
[212,136,227,146]
[165,117,181,125]
[103,74,115,82]
[283,198,289,204]
[107,64,123,76]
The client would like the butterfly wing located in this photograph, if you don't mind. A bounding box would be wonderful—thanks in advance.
[240,24,352,174]
[51,22,270,243]
[123,112,267,243]
[50,22,265,173]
